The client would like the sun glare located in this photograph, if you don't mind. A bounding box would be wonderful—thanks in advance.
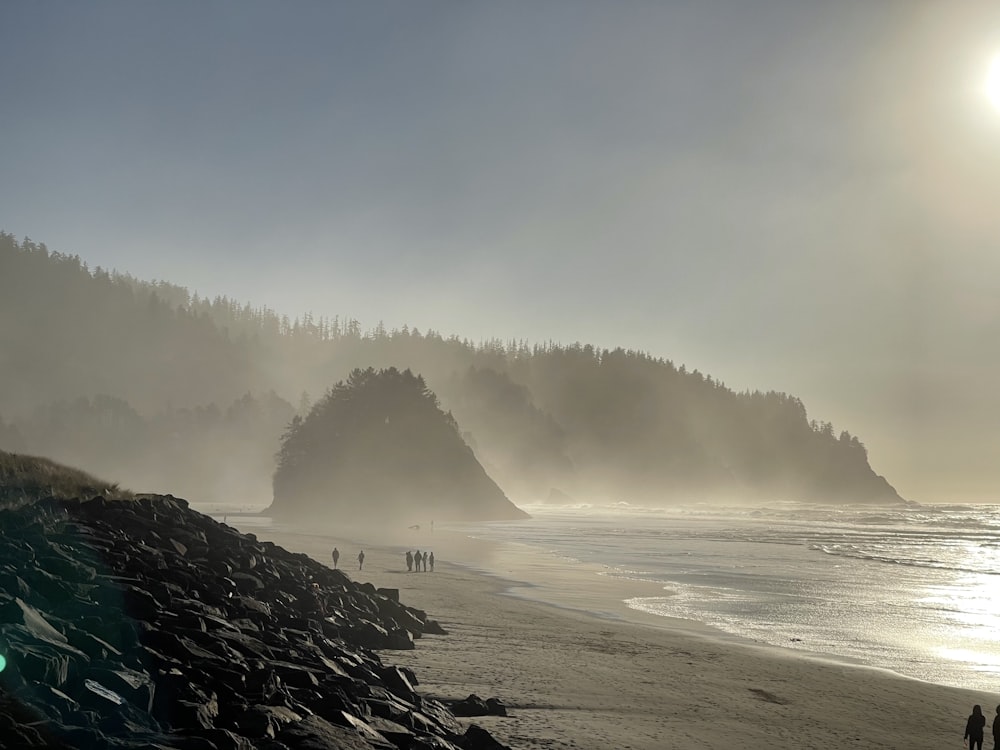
[987,55,1000,112]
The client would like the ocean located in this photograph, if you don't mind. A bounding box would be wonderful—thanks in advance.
[455,502,1000,693]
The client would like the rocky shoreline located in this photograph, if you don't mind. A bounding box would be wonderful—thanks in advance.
[0,494,511,749]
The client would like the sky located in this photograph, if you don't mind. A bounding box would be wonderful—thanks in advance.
[2,1,1000,503]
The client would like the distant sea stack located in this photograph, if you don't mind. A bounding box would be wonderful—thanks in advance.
[268,367,528,524]
[0,457,513,749]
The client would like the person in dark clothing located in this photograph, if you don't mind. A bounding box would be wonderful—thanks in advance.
[331,547,340,569]
[357,549,365,570]
[966,704,986,750]
[992,704,1000,750]
[405,550,413,571]
[429,551,435,572]
[310,582,327,616]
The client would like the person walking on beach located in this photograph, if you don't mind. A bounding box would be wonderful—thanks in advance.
[992,705,1000,749]
[965,704,986,750]
[331,547,340,569]
[429,551,435,571]
[406,550,413,572]
[357,550,365,571]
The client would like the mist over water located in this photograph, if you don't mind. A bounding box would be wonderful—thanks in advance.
[460,502,1000,692]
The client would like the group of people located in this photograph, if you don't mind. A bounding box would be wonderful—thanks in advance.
[331,546,434,573]
[329,546,366,570]
[963,704,1000,749]
[406,549,433,572]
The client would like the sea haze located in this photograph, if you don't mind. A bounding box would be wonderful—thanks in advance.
[460,502,1000,692]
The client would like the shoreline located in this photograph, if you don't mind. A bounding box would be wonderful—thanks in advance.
[224,516,991,750]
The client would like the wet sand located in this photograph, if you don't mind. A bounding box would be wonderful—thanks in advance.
[230,520,990,750]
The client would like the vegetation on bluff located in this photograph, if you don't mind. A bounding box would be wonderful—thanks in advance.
[270,367,527,522]
[0,232,903,506]
[0,450,131,509]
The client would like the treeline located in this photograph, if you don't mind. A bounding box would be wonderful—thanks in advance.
[0,232,901,505]
[0,391,294,505]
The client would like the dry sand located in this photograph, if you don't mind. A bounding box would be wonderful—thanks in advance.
[230,520,993,750]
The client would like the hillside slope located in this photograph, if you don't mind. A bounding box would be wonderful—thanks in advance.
[0,232,903,506]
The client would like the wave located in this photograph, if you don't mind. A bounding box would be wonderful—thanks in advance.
[466,503,1000,693]
[523,500,1000,527]
[810,543,1000,576]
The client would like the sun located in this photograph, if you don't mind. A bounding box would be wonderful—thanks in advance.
[987,55,1000,112]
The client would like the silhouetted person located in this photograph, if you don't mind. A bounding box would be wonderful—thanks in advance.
[966,704,986,750]
[405,550,413,571]
[331,547,340,569]
[422,550,428,572]
[357,550,365,571]
[992,705,1000,749]
[414,550,421,572]
[310,582,327,616]
[429,551,435,571]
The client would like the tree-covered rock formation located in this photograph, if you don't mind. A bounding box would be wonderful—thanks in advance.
[269,368,528,523]
[0,232,905,507]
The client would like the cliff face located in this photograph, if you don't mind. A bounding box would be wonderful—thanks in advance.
[0,493,510,750]
[268,368,529,524]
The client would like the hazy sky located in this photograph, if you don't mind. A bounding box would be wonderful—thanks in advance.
[3,1,1000,502]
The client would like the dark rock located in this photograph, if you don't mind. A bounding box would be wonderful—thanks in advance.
[172,696,220,730]
[423,618,449,635]
[368,714,415,745]
[229,572,265,594]
[343,620,391,649]
[485,698,508,717]
[213,630,272,660]
[122,583,162,621]
[58,724,108,748]
[450,694,490,717]
[268,660,321,690]
[96,698,163,735]
[241,666,279,703]
[409,737,465,750]
[379,665,417,697]
[387,627,416,650]
[167,736,220,750]
[0,493,521,750]
[11,642,75,686]
[229,705,302,740]
[65,629,123,661]
[177,727,256,750]
[328,712,399,749]
[85,665,156,712]
[34,684,80,720]
[450,694,509,718]
[271,714,385,749]
[459,724,513,750]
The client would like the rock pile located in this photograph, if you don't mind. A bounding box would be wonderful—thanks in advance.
[449,696,507,718]
[0,495,512,750]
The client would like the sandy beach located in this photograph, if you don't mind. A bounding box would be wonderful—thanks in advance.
[229,519,993,750]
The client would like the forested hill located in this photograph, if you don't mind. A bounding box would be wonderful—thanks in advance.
[0,232,903,506]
